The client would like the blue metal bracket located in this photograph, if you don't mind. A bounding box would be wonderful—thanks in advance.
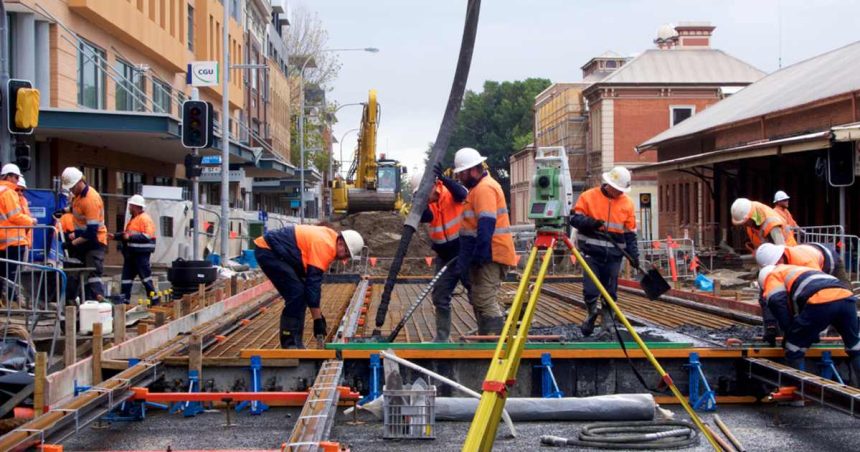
[236,355,269,415]
[358,353,382,405]
[536,353,563,398]
[169,370,205,417]
[818,351,845,385]
[684,352,716,411]
[99,359,166,422]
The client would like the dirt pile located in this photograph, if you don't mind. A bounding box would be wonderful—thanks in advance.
[332,211,436,275]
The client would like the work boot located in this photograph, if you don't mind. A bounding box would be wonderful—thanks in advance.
[600,302,615,332]
[433,308,452,343]
[850,356,860,388]
[280,313,306,349]
[581,301,600,337]
[483,316,505,336]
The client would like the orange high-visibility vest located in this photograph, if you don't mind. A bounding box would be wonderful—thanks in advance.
[746,202,796,248]
[59,213,75,234]
[428,181,465,247]
[461,174,516,266]
[124,212,156,252]
[18,192,32,247]
[294,225,339,272]
[573,186,637,253]
[762,264,851,308]
[0,181,34,250]
[71,185,108,246]
[783,245,824,271]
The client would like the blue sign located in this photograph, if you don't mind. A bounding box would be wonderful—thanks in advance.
[290,200,300,208]
[201,155,222,166]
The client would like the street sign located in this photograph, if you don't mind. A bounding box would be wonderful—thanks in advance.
[201,155,222,166]
[186,61,219,86]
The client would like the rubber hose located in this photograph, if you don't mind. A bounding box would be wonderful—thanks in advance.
[540,421,699,450]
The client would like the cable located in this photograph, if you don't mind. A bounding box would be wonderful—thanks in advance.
[541,420,699,450]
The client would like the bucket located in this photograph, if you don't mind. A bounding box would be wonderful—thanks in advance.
[79,300,114,335]
[242,249,258,268]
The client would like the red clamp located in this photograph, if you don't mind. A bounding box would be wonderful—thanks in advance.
[658,374,674,390]
[482,380,508,396]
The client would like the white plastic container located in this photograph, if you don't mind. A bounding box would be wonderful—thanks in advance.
[79,301,114,335]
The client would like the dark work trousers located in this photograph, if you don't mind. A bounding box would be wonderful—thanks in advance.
[82,244,106,300]
[64,246,83,303]
[785,298,860,360]
[255,248,307,319]
[0,245,24,302]
[582,254,623,307]
[431,256,471,311]
[121,252,157,303]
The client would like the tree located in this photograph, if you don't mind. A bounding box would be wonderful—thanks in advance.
[434,78,551,199]
[285,6,341,108]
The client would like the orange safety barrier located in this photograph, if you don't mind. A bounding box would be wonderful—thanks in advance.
[424,256,433,267]
[369,257,378,267]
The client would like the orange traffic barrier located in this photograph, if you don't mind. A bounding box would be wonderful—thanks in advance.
[241,319,251,326]
[369,257,378,267]
[425,256,433,267]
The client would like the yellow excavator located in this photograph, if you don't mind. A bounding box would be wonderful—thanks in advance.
[331,89,405,214]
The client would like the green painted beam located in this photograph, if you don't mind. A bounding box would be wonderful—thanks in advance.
[326,341,694,351]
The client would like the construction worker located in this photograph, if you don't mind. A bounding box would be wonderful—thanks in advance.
[57,167,108,301]
[110,195,159,305]
[454,147,516,335]
[570,166,639,336]
[731,198,797,251]
[58,211,79,302]
[772,190,799,235]
[254,225,364,349]
[16,177,32,254]
[755,242,849,282]
[758,264,860,385]
[419,163,469,342]
[0,164,36,301]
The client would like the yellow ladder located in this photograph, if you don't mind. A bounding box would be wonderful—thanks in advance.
[462,233,721,452]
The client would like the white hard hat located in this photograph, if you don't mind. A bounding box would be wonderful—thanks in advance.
[340,229,365,258]
[128,194,146,208]
[773,191,790,203]
[1,163,22,177]
[601,166,632,193]
[16,176,26,189]
[755,243,785,267]
[731,198,752,225]
[61,167,84,190]
[452,147,486,174]
[758,264,776,291]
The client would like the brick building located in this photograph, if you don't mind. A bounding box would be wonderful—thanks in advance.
[636,40,860,249]
[535,83,588,193]
[582,22,765,239]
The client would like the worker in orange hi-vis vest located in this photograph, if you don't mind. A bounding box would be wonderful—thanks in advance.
[772,190,799,241]
[0,164,36,301]
[110,195,159,305]
[419,163,469,342]
[453,148,516,336]
[54,167,108,301]
[15,177,32,251]
[731,198,797,251]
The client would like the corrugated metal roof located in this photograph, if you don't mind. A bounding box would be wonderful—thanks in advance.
[640,40,860,149]
[598,48,765,85]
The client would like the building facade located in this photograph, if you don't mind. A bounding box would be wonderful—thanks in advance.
[509,144,535,225]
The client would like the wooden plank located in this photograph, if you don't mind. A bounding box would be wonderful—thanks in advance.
[189,334,202,378]
[64,306,77,367]
[161,356,299,367]
[155,311,166,328]
[34,352,46,416]
[101,359,130,370]
[92,323,103,385]
[113,304,126,346]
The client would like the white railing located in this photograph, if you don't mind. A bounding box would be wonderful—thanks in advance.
[797,225,860,284]
[638,238,698,281]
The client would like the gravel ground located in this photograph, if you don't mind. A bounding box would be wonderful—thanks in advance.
[61,403,860,451]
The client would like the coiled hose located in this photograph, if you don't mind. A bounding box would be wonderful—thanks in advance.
[540,421,699,450]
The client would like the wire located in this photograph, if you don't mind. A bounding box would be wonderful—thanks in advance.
[541,421,699,450]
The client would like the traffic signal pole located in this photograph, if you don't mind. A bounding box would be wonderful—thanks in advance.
[0,2,12,163]
[191,88,201,261]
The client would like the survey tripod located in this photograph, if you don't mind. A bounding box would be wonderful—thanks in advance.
[461,229,722,451]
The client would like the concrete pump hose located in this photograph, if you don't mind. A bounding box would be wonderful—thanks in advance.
[540,421,699,450]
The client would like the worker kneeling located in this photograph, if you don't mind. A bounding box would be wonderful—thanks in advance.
[758,264,860,386]
[111,195,159,305]
[570,166,639,337]
[454,148,517,336]
[254,225,364,349]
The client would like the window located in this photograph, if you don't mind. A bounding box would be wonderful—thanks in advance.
[115,60,146,112]
[77,40,106,109]
[176,91,187,118]
[605,60,617,69]
[670,106,695,127]
[160,216,174,238]
[152,79,172,114]
[117,171,144,196]
[154,176,173,186]
[187,5,194,51]
[82,166,107,193]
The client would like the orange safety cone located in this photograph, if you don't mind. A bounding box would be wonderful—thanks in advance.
[425,256,433,267]
[569,254,577,265]
[369,257,378,268]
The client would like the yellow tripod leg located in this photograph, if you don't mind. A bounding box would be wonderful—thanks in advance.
[463,245,555,452]
[567,242,722,451]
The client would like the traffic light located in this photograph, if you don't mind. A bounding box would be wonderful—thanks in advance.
[14,144,31,172]
[184,153,203,179]
[827,141,856,187]
[181,100,212,148]
[7,79,39,135]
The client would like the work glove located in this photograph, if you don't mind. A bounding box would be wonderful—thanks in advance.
[52,209,66,220]
[433,162,445,179]
[762,325,778,347]
[313,316,327,337]
[590,218,606,232]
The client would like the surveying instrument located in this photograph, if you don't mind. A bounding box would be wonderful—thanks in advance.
[462,147,720,451]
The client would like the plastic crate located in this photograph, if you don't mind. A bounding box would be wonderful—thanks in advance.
[383,385,436,440]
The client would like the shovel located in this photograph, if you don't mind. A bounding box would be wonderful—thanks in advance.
[594,231,670,300]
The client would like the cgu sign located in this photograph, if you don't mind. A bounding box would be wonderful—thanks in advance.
[186,61,219,87]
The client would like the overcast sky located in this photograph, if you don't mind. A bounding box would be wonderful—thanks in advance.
[293,0,860,177]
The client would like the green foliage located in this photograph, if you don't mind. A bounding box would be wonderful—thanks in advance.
[432,78,551,198]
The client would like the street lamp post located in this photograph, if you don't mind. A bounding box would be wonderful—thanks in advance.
[219,0,230,261]
[338,127,360,179]
[326,103,363,218]
[297,47,378,223]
